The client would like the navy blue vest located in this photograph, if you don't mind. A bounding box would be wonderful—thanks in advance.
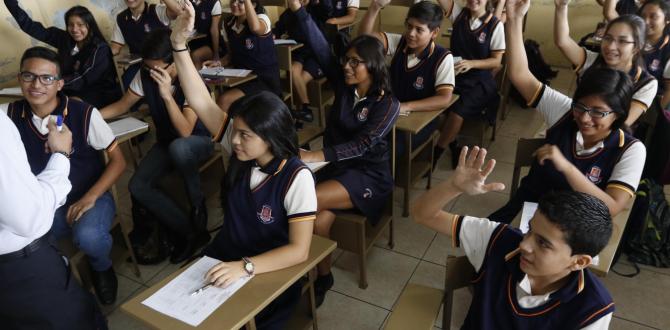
[521,111,639,199]
[585,57,656,101]
[116,4,168,54]
[7,95,105,205]
[332,0,349,18]
[139,71,210,144]
[460,223,615,329]
[224,17,279,83]
[193,0,218,35]
[390,38,451,102]
[205,157,310,261]
[643,34,670,95]
[451,10,500,82]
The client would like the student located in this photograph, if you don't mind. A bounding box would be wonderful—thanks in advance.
[288,0,400,307]
[101,29,214,265]
[273,0,324,123]
[603,0,645,20]
[359,0,454,157]
[3,47,127,305]
[412,146,614,330]
[215,0,282,113]
[0,103,106,329]
[325,0,359,27]
[434,0,505,169]
[169,5,316,328]
[640,0,670,103]
[555,0,657,126]
[4,1,122,109]
[488,0,646,224]
[110,0,171,88]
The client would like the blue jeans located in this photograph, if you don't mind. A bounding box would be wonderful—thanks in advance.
[50,192,115,272]
[129,136,214,236]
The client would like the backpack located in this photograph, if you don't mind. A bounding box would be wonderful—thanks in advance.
[623,179,670,269]
[510,39,558,108]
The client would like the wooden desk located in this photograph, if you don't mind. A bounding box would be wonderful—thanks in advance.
[122,235,337,330]
[395,95,459,217]
[0,86,23,101]
[205,73,258,99]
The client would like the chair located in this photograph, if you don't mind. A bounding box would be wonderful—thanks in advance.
[510,137,545,198]
[442,255,476,329]
[328,128,396,289]
[307,77,334,128]
[384,283,443,330]
[275,44,296,105]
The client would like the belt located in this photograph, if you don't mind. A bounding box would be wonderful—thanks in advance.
[0,234,50,263]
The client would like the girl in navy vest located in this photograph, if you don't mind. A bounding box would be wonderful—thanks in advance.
[359,0,455,159]
[435,0,506,169]
[640,0,670,101]
[287,0,400,307]
[488,0,646,224]
[555,2,657,126]
[4,1,122,109]
[215,0,282,114]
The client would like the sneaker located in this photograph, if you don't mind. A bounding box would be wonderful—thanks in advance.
[91,266,118,305]
[314,273,334,308]
[295,105,314,123]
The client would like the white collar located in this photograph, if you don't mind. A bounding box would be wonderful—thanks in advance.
[516,275,554,308]
[575,131,604,155]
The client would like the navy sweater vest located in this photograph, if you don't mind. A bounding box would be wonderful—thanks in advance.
[224,17,279,82]
[451,10,500,82]
[116,4,168,54]
[389,38,451,102]
[193,0,217,35]
[643,34,670,95]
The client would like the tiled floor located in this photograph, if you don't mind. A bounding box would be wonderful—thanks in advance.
[105,68,669,329]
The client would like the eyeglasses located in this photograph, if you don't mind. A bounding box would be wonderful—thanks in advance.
[340,56,366,68]
[18,71,60,85]
[142,63,171,72]
[571,102,614,119]
[601,35,636,46]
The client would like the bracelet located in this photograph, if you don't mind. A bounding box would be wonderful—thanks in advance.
[172,46,189,53]
[53,150,70,159]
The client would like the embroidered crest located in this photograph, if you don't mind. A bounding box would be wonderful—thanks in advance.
[357,107,369,121]
[650,59,660,72]
[245,38,254,50]
[413,76,424,90]
[257,204,275,224]
[336,0,343,9]
[477,32,487,44]
[363,188,373,199]
[144,23,151,33]
[587,166,602,184]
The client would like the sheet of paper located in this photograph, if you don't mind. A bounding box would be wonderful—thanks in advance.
[0,87,22,96]
[453,56,463,65]
[200,67,252,78]
[108,117,149,139]
[274,39,298,45]
[142,256,253,327]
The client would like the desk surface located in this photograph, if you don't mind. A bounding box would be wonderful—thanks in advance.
[395,94,459,134]
[122,235,336,329]
[205,73,258,89]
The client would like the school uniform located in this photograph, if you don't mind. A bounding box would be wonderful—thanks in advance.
[204,157,317,329]
[489,84,646,223]
[576,48,658,111]
[273,8,324,79]
[2,94,118,272]
[452,215,614,329]
[383,33,455,155]
[188,0,227,57]
[4,0,122,108]
[643,34,670,96]
[331,0,359,19]
[222,14,282,96]
[446,1,505,123]
[127,71,213,242]
[294,7,400,223]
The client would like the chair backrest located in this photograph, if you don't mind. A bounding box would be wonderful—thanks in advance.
[442,255,476,329]
[263,0,287,7]
[510,138,545,198]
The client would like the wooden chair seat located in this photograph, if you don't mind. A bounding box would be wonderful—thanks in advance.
[384,284,444,330]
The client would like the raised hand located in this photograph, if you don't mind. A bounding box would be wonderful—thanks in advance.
[449,146,505,195]
[149,65,174,99]
[373,0,392,9]
[506,0,531,20]
[170,0,196,47]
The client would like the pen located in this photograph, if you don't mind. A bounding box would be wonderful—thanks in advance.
[56,115,63,132]
[190,282,214,296]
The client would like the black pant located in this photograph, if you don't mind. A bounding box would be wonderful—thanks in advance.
[0,239,105,330]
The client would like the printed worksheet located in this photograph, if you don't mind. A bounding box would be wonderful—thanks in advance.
[142,256,253,326]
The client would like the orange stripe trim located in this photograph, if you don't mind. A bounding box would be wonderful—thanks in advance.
[631,99,648,111]
[579,302,615,327]
[289,215,316,223]
[504,247,520,261]
[577,269,585,294]
[607,183,635,198]
[486,224,508,256]
[106,140,119,153]
[451,214,460,248]
[526,84,543,107]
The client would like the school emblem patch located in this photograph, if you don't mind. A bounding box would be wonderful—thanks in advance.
[363,188,373,199]
[478,32,487,44]
[587,166,602,184]
[144,24,151,33]
[413,76,424,90]
[336,0,343,9]
[357,107,369,121]
[245,38,254,50]
[257,204,275,224]
[650,59,660,72]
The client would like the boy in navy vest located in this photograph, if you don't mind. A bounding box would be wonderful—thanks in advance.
[413,146,615,330]
[2,47,127,305]
[359,0,455,157]
[101,29,214,265]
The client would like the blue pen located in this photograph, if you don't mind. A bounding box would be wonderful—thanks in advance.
[56,115,63,132]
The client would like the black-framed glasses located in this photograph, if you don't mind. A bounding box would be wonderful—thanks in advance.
[142,63,171,72]
[601,35,636,46]
[340,56,366,68]
[571,102,614,119]
[18,71,60,85]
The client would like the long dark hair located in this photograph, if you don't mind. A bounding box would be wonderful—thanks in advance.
[639,0,670,36]
[599,15,646,69]
[346,35,391,97]
[64,6,105,46]
[573,67,634,132]
[221,92,298,206]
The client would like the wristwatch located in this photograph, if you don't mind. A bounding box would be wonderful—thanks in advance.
[242,257,254,276]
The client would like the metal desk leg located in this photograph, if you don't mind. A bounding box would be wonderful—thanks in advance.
[403,131,412,217]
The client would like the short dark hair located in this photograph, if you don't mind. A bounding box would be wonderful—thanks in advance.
[346,35,391,96]
[406,1,444,31]
[573,67,634,131]
[639,0,670,26]
[537,191,613,257]
[604,15,646,68]
[141,28,173,63]
[20,46,62,76]
[64,6,106,46]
